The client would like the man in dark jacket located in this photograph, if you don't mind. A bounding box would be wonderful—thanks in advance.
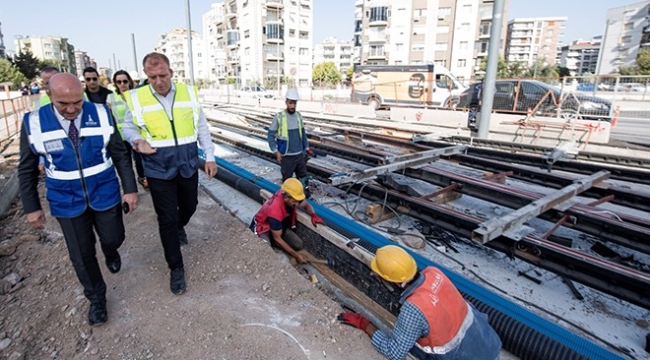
[83,66,113,104]
[18,73,139,327]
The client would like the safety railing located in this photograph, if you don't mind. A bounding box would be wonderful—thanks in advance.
[0,95,33,144]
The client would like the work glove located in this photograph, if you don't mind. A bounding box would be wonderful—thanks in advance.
[337,312,370,332]
[305,149,314,157]
[311,213,325,227]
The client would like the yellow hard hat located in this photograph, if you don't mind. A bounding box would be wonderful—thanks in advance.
[370,245,418,283]
[281,178,306,201]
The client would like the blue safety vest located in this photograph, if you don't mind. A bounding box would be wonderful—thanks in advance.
[24,102,121,218]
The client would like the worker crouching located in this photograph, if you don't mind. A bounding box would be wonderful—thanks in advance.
[250,178,324,264]
[338,245,502,360]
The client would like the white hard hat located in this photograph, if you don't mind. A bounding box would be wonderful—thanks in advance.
[129,70,140,81]
[285,88,299,101]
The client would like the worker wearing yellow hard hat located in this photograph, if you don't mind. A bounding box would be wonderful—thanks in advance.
[339,245,502,359]
[250,178,324,264]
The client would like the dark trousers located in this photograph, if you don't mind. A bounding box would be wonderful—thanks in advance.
[280,153,308,181]
[123,140,145,178]
[57,203,125,303]
[147,171,198,270]
[260,228,303,251]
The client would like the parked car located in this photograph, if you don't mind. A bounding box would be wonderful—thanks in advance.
[457,80,612,121]
[237,86,273,99]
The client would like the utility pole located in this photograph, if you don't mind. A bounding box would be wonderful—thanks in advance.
[131,33,139,74]
[185,0,196,85]
[112,53,117,73]
[477,0,506,139]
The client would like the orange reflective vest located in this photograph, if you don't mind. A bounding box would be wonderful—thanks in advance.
[406,267,470,353]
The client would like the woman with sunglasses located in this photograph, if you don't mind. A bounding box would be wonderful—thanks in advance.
[108,70,148,189]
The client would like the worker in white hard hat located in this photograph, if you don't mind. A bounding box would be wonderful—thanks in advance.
[267,88,314,197]
[337,245,502,360]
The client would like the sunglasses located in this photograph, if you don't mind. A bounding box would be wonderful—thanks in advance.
[85,77,98,81]
[115,80,130,85]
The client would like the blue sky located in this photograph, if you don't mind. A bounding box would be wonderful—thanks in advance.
[0,0,630,71]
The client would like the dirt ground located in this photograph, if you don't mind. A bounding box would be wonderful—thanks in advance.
[0,150,385,359]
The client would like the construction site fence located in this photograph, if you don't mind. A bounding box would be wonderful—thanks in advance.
[0,93,34,145]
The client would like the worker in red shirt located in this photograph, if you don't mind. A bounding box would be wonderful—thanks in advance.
[250,178,324,264]
[338,245,501,360]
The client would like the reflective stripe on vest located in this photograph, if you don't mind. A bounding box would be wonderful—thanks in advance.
[28,103,114,181]
[125,83,199,148]
[406,267,471,355]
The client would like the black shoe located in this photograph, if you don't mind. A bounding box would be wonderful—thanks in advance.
[178,228,188,246]
[105,252,121,274]
[170,268,186,295]
[88,301,107,326]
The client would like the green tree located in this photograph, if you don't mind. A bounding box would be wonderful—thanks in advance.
[635,48,650,75]
[312,62,342,85]
[39,58,62,71]
[618,65,639,75]
[0,58,29,90]
[479,56,510,78]
[526,59,558,79]
[345,66,354,81]
[12,49,40,80]
[556,66,571,78]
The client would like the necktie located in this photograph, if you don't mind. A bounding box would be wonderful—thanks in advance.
[68,121,79,147]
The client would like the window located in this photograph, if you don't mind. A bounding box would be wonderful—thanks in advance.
[245,47,250,56]
[266,24,284,40]
[437,26,449,34]
[395,43,404,52]
[621,35,633,44]
[299,47,308,55]
[369,6,388,22]
[412,44,425,52]
[459,41,468,50]
[290,46,296,54]
[369,45,384,57]
[414,9,426,18]
[438,7,451,17]
[197,52,202,57]
[460,23,470,32]
[244,30,250,39]
[44,43,52,48]
[462,4,472,13]
[435,42,448,51]
[434,60,447,67]
[480,22,490,35]
[299,31,309,39]
[546,30,554,37]
[457,59,466,67]
[289,29,296,37]
[624,22,634,30]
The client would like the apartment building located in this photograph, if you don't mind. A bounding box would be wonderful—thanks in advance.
[312,37,354,73]
[154,28,206,82]
[74,50,97,78]
[558,38,601,75]
[505,17,567,68]
[202,3,228,83]
[598,1,650,75]
[13,35,76,73]
[201,0,314,88]
[352,0,509,82]
[0,22,5,58]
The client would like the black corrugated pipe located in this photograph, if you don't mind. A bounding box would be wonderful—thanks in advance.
[199,158,619,360]
[464,294,589,360]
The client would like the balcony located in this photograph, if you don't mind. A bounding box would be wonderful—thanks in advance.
[266,23,284,44]
[368,35,387,44]
[227,30,240,48]
[266,51,284,61]
[369,6,388,26]
[267,0,284,9]
[225,5,237,19]
[367,51,386,60]
[228,55,240,64]
[216,31,224,39]
[511,31,532,38]
[355,0,363,7]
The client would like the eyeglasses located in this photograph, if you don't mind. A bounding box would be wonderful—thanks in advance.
[115,80,129,85]
[85,77,98,82]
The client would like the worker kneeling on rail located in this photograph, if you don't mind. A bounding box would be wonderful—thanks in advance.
[338,245,502,360]
[250,178,325,264]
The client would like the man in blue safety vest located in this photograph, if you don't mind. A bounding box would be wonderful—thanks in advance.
[18,73,139,327]
[267,88,314,196]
